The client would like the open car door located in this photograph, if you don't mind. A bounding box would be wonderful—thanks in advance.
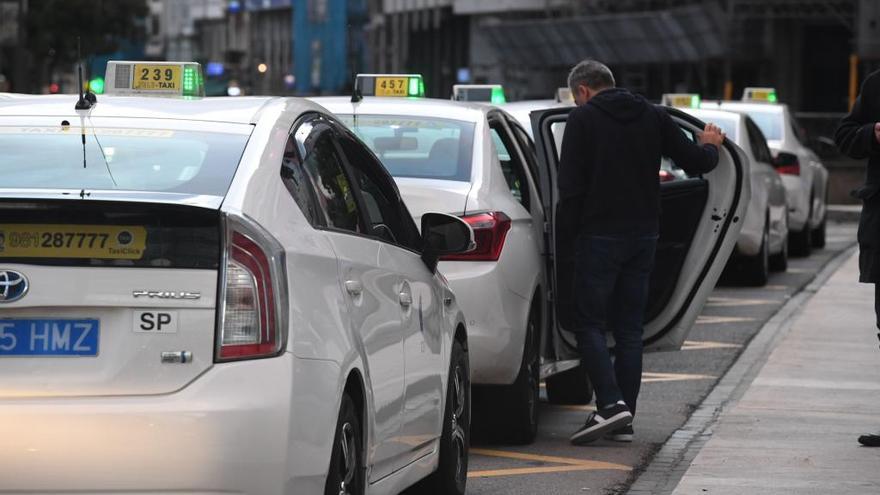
[530,106,749,361]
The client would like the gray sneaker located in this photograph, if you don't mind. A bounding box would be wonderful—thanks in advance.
[570,403,632,445]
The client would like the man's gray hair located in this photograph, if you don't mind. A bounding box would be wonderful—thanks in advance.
[568,60,615,93]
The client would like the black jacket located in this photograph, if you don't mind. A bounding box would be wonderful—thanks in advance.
[835,70,880,282]
[558,88,720,236]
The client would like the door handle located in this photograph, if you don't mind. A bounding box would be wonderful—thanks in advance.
[398,291,413,308]
[344,280,363,297]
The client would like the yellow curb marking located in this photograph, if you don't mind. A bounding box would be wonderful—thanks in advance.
[468,448,632,478]
[696,315,756,325]
[549,404,597,412]
[682,340,743,351]
[707,297,780,307]
[763,284,788,290]
[642,372,716,383]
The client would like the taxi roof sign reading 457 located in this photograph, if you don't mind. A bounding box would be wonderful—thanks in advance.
[104,61,205,98]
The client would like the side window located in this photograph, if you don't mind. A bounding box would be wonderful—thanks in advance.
[509,120,542,205]
[293,118,363,233]
[489,120,531,211]
[280,135,324,226]
[746,119,773,164]
[338,133,420,250]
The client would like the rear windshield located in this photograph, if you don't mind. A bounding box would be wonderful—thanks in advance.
[338,114,475,182]
[740,110,783,141]
[0,124,252,195]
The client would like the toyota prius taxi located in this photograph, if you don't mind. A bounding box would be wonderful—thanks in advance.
[0,62,477,495]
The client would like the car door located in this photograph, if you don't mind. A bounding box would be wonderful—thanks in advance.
[334,125,446,468]
[530,107,749,358]
[290,114,407,480]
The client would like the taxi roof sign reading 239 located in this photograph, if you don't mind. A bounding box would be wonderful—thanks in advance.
[104,61,205,97]
[354,74,425,100]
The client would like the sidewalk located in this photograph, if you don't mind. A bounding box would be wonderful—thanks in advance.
[671,250,880,494]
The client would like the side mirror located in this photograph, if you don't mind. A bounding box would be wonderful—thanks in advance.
[420,213,475,273]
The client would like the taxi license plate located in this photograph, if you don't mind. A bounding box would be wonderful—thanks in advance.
[375,77,409,97]
[133,64,182,91]
[0,224,147,260]
[0,319,99,356]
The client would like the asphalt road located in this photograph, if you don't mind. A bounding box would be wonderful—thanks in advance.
[460,221,858,495]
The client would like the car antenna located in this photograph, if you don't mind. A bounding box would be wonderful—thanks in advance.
[74,38,95,110]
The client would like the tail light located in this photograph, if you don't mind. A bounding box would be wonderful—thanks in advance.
[216,216,288,361]
[659,169,675,182]
[440,211,511,262]
[773,152,801,176]
[775,162,800,176]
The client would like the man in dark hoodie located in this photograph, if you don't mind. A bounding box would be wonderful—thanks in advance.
[562,60,725,445]
[834,69,880,447]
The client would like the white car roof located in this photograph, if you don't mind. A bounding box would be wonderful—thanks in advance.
[310,96,491,122]
[0,93,282,124]
[702,101,786,114]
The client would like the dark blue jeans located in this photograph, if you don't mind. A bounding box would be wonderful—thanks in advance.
[573,234,658,414]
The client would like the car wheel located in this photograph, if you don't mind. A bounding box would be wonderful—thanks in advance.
[502,303,540,444]
[545,364,594,405]
[769,225,788,272]
[743,221,769,286]
[418,339,469,495]
[789,221,812,257]
[811,214,827,249]
[324,393,364,495]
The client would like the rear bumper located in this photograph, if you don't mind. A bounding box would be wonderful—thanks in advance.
[440,260,529,385]
[0,353,301,494]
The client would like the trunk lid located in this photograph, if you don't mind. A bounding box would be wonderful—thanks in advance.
[0,199,220,398]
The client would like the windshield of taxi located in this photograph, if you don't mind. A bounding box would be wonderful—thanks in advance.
[338,115,475,182]
[0,123,252,196]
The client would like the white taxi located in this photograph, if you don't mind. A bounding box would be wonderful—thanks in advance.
[674,103,790,285]
[0,62,475,495]
[315,76,551,444]
[706,88,829,256]
[315,75,749,445]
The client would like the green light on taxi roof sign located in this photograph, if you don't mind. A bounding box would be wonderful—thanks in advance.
[89,77,105,95]
[408,77,421,97]
[767,91,778,103]
[491,86,506,104]
[690,94,700,108]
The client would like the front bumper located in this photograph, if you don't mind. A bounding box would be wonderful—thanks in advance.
[0,353,298,494]
[440,260,529,385]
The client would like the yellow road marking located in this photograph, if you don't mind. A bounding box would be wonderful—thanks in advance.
[549,404,597,412]
[696,315,756,325]
[682,340,743,351]
[642,372,716,383]
[468,448,632,478]
[707,297,780,307]
[763,284,788,290]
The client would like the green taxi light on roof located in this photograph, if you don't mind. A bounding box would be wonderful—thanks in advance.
[690,95,701,108]
[408,77,421,96]
[767,92,778,103]
[89,77,105,95]
[491,86,506,104]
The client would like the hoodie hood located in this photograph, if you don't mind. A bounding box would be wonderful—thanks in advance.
[588,87,648,123]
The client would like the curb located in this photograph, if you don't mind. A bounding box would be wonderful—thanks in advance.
[625,244,858,495]
[827,205,861,223]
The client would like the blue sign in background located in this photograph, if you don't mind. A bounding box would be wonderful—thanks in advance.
[0,319,100,356]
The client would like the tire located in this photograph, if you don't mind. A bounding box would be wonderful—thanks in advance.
[418,339,470,495]
[500,304,540,444]
[743,222,769,286]
[812,214,827,249]
[545,364,594,405]
[769,229,788,272]
[789,223,812,257]
[324,393,364,495]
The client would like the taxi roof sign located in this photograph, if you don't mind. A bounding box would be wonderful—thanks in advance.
[105,61,205,97]
[742,87,778,103]
[556,87,574,103]
[353,74,425,102]
[661,93,701,108]
[452,84,506,104]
